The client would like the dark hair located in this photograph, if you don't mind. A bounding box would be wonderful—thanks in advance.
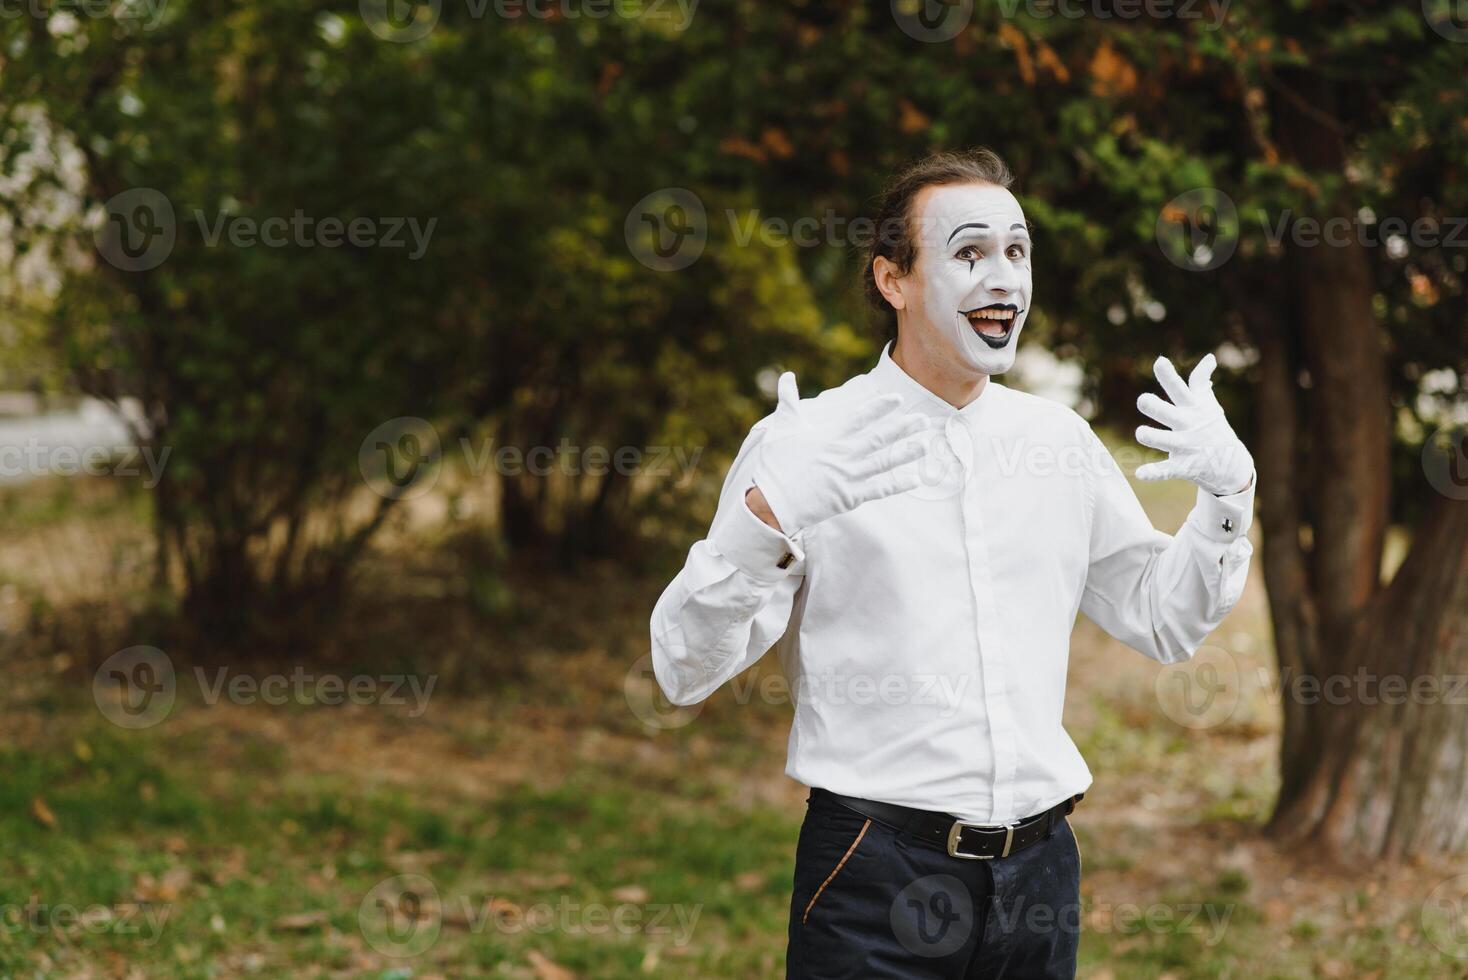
[861,148,1015,338]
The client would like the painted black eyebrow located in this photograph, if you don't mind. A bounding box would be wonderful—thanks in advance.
[946,222,989,244]
[947,221,1031,244]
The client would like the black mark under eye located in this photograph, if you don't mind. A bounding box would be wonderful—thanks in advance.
[956,244,980,270]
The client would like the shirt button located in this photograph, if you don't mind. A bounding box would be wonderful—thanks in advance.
[944,417,971,462]
[1221,518,1234,534]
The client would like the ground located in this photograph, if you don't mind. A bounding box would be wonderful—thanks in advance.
[1,467,1466,978]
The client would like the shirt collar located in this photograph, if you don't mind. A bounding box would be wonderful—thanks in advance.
[870,342,1001,419]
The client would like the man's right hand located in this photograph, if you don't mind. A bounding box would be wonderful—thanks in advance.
[749,371,932,536]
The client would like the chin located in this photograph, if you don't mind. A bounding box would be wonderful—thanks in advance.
[972,349,1017,375]
[956,322,1022,376]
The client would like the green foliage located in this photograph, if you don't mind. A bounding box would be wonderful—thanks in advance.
[0,3,850,642]
[2,0,1463,644]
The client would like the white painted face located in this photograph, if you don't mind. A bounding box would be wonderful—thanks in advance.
[909,183,1032,375]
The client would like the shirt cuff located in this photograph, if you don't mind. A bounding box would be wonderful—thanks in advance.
[712,491,805,583]
[1186,470,1256,544]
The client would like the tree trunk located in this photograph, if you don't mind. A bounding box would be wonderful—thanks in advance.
[1252,71,1468,856]
[1227,267,1326,808]
[1269,495,1468,855]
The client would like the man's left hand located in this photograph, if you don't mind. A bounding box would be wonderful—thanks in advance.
[1134,353,1254,496]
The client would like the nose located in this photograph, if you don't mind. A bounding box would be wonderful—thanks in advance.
[982,257,1020,296]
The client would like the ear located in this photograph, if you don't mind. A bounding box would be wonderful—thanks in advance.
[872,255,908,312]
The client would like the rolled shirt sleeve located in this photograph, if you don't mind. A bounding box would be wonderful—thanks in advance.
[650,422,805,706]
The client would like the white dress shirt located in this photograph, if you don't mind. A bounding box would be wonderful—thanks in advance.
[650,346,1254,824]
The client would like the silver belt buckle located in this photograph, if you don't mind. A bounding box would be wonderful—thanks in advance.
[946,820,1015,860]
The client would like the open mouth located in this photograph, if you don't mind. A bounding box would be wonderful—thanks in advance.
[962,303,1022,349]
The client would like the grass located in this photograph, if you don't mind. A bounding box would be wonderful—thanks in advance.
[4,683,1463,978]
[0,711,798,977]
[3,462,1468,978]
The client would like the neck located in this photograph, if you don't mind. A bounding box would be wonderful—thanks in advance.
[890,332,989,408]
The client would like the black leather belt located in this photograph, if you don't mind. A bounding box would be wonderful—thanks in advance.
[815,788,1083,860]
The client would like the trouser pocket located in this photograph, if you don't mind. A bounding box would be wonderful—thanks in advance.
[786,807,991,979]
[798,809,863,921]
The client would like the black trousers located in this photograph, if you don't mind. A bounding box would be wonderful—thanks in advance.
[786,789,1082,979]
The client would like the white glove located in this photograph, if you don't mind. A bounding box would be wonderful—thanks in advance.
[1135,353,1254,496]
[752,372,932,535]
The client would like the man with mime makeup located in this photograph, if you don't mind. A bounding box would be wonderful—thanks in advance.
[650,149,1256,979]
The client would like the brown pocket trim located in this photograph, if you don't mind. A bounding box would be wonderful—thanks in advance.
[801,818,871,925]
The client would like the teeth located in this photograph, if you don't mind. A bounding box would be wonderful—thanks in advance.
[966,309,1015,321]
